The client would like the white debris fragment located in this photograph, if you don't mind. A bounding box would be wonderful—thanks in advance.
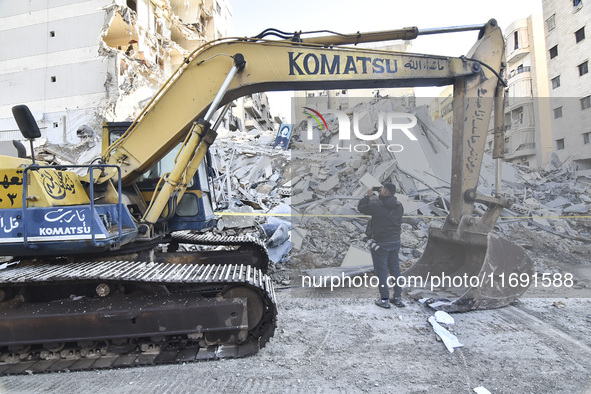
[473,387,492,394]
[434,310,455,325]
[267,223,290,247]
[0,262,18,270]
[428,316,463,353]
[429,300,455,309]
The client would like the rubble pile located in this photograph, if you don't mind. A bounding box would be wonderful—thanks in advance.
[31,96,591,286]
[206,97,591,285]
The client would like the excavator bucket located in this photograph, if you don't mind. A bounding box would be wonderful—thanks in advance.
[403,229,534,312]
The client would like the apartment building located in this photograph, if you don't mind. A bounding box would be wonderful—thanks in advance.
[0,0,232,144]
[543,0,591,173]
[502,14,552,167]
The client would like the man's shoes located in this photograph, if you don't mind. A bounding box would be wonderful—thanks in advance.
[374,298,391,309]
[390,297,406,308]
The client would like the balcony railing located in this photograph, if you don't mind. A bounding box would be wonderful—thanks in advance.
[509,66,531,78]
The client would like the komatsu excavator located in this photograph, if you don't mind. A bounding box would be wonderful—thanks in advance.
[0,19,532,374]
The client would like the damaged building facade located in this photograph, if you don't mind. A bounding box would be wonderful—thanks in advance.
[0,0,232,145]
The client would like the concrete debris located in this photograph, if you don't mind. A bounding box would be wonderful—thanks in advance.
[217,206,256,229]
[434,311,455,325]
[267,223,290,248]
[428,315,464,353]
[341,245,372,267]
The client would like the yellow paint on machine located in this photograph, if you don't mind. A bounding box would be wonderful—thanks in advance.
[0,167,90,209]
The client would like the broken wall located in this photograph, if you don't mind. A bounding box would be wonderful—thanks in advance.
[0,0,224,153]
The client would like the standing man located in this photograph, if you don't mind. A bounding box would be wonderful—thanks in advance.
[357,182,405,309]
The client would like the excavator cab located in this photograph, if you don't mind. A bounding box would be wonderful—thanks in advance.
[102,122,217,232]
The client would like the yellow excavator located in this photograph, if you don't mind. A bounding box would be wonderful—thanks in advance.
[0,19,532,374]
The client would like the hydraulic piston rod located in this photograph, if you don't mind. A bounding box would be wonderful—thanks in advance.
[142,55,245,224]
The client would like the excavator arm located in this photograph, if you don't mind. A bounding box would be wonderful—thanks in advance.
[102,21,506,232]
[103,22,498,183]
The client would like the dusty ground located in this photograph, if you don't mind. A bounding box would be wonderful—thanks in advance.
[1,226,590,393]
[1,290,590,393]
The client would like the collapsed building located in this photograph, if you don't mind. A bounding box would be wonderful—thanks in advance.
[201,96,591,288]
[0,0,232,145]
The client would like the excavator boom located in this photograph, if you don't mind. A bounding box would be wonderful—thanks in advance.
[102,25,492,186]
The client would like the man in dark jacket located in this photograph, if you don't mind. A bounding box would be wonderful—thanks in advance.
[357,182,405,309]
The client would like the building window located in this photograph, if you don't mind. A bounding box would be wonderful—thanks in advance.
[512,107,523,125]
[546,15,556,31]
[574,0,582,6]
[549,45,558,59]
[579,61,589,76]
[584,132,591,144]
[553,107,563,119]
[546,14,556,32]
[556,138,565,150]
[50,76,56,82]
[49,31,55,37]
[514,31,519,50]
[575,27,585,43]
[581,95,591,110]
[551,76,561,89]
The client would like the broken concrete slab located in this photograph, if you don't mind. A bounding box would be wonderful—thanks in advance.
[341,245,372,267]
[216,205,256,229]
[359,172,381,191]
[317,174,340,192]
[290,227,308,250]
[292,191,315,205]
[563,203,588,214]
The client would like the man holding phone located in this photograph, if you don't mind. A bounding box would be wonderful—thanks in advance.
[357,182,405,309]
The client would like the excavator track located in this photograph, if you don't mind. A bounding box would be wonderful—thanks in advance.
[0,260,276,375]
[170,232,270,272]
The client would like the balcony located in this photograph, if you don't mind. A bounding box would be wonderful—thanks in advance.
[244,97,262,118]
[245,118,262,131]
[508,66,531,78]
[507,47,529,64]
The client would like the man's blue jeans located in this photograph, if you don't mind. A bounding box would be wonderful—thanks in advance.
[370,240,402,300]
